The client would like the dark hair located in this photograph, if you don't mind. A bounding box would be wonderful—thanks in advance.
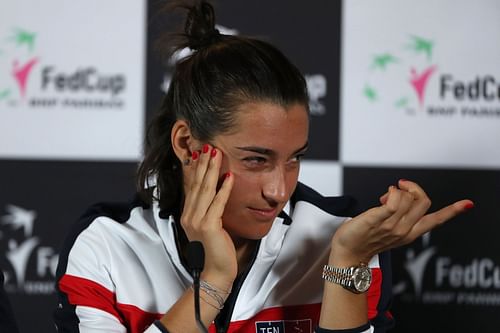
[137,0,309,216]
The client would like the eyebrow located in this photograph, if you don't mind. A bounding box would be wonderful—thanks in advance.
[235,141,309,157]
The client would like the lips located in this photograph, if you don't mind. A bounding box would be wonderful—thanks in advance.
[247,206,278,220]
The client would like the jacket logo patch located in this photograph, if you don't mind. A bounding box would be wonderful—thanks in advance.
[255,319,312,333]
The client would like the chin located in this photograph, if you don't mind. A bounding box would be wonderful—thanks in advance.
[226,221,275,241]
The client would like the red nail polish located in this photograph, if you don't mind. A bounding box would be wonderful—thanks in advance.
[464,202,474,210]
[211,148,217,158]
[202,144,210,154]
[225,171,231,179]
[192,151,199,160]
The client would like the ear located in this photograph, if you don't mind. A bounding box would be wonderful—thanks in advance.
[171,119,198,164]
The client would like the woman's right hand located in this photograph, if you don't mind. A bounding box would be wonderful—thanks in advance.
[180,144,236,291]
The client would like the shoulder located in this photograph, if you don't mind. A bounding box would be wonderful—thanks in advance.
[279,182,358,245]
[55,194,151,277]
[79,194,150,227]
[63,194,150,246]
[291,182,360,217]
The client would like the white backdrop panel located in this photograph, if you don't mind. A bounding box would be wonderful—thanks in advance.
[299,160,342,197]
[341,0,500,168]
[0,0,146,160]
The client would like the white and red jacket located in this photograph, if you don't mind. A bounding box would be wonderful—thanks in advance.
[54,183,393,333]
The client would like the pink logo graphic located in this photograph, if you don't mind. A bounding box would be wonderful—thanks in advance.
[12,57,38,99]
[364,35,437,114]
[410,65,437,108]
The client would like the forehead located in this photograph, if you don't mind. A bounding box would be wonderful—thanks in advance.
[216,102,309,151]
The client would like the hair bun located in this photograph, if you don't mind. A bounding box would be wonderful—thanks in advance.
[185,1,221,50]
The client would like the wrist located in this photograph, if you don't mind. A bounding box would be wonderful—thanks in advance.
[329,245,369,267]
[195,279,230,310]
[199,272,234,294]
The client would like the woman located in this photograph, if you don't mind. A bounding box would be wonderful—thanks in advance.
[53,2,473,332]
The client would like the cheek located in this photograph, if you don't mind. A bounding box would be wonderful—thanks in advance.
[220,156,263,199]
[287,167,300,188]
[225,171,262,207]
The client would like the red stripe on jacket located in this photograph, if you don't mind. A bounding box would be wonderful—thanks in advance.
[59,274,162,333]
[368,267,382,319]
[59,267,382,332]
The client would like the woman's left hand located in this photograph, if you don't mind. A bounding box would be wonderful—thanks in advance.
[330,179,473,264]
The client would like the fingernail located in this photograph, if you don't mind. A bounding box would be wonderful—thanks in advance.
[192,151,199,160]
[202,144,210,154]
[211,148,217,158]
[225,171,231,179]
[464,202,474,210]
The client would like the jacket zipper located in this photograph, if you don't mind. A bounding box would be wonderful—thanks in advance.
[214,240,261,333]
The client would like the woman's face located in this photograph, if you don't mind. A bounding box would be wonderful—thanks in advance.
[211,102,309,242]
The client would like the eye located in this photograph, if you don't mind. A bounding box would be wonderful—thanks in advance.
[289,154,305,164]
[242,156,267,167]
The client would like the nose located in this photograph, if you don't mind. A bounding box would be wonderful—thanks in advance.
[262,165,288,205]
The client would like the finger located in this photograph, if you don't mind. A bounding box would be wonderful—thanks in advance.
[396,179,432,226]
[397,179,427,201]
[189,147,224,224]
[355,184,415,225]
[180,150,200,226]
[379,186,412,220]
[356,187,401,225]
[404,199,474,243]
[185,144,213,205]
[383,188,415,228]
[183,149,203,208]
[201,147,223,198]
[203,171,234,229]
[182,145,214,230]
[191,144,213,192]
[379,191,389,205]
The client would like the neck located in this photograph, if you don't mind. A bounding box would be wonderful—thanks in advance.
[231,236,258,275]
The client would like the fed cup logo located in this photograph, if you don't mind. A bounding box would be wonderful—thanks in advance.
[392,233,435,299]
[363,34,437,114]
[363,34,500,119]
[1,26,127,109]
[0,27,39,103]
[394,230,500,306]
[0,204,58,295]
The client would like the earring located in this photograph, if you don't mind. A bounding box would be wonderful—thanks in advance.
[183,158,191,166]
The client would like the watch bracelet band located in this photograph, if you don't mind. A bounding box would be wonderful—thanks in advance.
[322,264,356,287]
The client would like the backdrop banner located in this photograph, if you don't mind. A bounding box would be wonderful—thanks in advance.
[341,0,500,168]
[0,0,145,160]
[0,160,137,332]
[344,166,500,332]
[0,1,498,332]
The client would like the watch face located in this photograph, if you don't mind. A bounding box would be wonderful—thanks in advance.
[353,266,372,293]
